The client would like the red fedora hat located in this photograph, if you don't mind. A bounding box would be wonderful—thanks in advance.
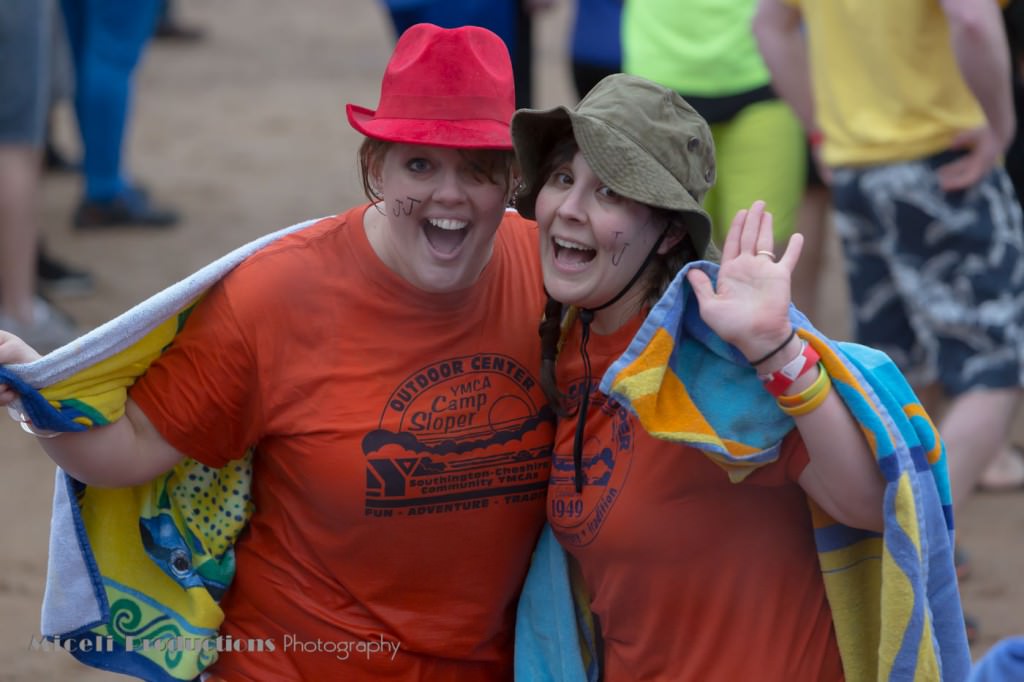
[346,23,515,149]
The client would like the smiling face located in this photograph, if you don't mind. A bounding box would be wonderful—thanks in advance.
[535,149,668,330]
[364,143,513,293]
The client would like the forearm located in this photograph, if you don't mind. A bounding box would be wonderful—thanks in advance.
[944,0,1016,145]
[792,383,885,531]
[30,399,184,488]
[753,0,816,130]
[753,338,884,531]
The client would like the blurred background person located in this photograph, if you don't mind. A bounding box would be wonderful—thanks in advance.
[568,0,621,99]
[977,0,1024,493]
[620,0,827,314]
[39,0,94,297]
[0,0,79,351]
[755,0,1024,641]
[60,0,180,229]
[379,0,554,108]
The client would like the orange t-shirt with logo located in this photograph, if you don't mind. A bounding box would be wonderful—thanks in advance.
[547,316,844,682]
[131,205,555,681]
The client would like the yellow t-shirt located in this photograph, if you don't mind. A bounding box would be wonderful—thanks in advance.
[790,0,989,166]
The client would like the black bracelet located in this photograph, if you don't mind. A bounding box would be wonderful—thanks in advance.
[749,328,797,366]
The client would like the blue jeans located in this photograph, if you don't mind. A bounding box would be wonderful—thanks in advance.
[60,0,162,200]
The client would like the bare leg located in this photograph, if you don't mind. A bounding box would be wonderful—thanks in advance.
[0,146,41,325]
[939,387,1022,516]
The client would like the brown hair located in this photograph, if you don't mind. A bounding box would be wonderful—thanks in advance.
[357,138,519,203]
[534,143,717,414]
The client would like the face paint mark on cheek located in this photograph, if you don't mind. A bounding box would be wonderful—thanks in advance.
[403,197,422,216]
[393,200,403,217]
[610,232,629,266]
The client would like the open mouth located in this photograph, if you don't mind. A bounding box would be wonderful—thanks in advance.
[423,218,469,255]
[553,236,596,266]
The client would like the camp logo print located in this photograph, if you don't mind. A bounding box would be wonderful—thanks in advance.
[548,377,634,547]
[362,353,554,517]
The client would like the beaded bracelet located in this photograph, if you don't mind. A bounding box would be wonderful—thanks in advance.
[777,364,832,417]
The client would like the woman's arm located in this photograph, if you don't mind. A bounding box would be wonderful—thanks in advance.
[753,335,884,531]
[687,202,884,532]
[0,332,185,487]
[752,0,816,132]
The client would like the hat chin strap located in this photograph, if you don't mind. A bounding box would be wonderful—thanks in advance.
[570,229,668,493]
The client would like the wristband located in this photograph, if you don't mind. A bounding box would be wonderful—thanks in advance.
[758,340,820,397]
[777,365,832,417]
[776,363,829,407]
[6,405,61,439]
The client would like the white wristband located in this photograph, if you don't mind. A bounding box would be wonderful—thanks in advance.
[7,405,62,439]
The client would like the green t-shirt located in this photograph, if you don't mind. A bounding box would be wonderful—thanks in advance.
[622,0,770,96]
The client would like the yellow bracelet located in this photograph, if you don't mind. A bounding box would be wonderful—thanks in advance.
[777,365,832,417]
[777,363,828,406]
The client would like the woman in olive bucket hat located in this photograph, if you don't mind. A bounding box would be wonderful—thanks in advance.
[511,74,969,681]
[0,23,557,681]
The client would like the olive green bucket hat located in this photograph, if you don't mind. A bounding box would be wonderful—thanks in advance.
[512,73,716,256]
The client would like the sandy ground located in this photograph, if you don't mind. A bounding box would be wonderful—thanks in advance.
[1,1,1022,679]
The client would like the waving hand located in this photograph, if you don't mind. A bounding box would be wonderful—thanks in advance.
[686,200,803,362]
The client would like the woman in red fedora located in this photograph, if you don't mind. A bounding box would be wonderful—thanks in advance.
[0,23,553,681]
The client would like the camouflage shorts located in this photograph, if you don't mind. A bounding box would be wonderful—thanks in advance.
[830,150,1024,395]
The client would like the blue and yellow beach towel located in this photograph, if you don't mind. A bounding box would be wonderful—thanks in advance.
[0,218,322,682]
[514,261,972,682]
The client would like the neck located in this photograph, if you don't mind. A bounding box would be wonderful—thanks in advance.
[588,285,647,334]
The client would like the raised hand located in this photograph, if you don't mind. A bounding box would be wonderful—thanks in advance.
[686,200,803,362]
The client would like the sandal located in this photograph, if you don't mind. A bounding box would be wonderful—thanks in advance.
[978,445,1024,492]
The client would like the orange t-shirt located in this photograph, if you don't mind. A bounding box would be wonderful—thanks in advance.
[547,316,844,682]
[131,205,555,681]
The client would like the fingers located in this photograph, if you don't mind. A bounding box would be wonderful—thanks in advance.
[721,209,747,261]
[0,331,42,365]
[937,128,998,191]
[937,157,983,192]
[724,200,771,260]
[754,206,774,255]
[738,201,766,255]
[686,268,715,300]
[777,232,805,272]
[0,384,16,406]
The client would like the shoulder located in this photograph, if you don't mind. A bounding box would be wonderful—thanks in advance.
[237,207,362,273]
[496,208,540,258]
[215,205,366,314]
